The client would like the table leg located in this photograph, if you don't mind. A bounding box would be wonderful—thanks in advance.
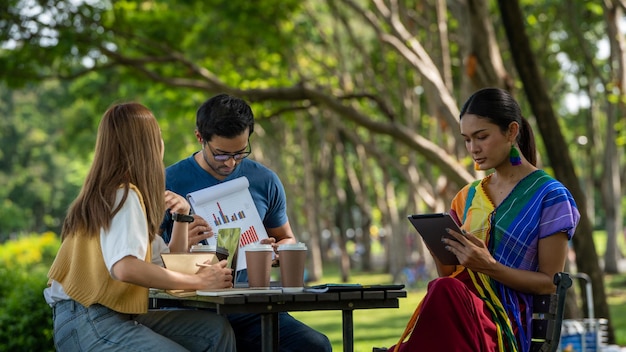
[261,313,279,352]
[342,310,354,352]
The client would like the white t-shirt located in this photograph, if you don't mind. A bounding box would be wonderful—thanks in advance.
[151,235,170,267]
[44,189,168,305]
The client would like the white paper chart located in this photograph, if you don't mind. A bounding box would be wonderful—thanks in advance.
[186,176,268,271]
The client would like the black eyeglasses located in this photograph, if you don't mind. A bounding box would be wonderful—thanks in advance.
[204,142,251,162]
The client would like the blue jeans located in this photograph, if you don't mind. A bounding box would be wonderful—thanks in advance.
[52,300,236,351]
[227,312,332,352]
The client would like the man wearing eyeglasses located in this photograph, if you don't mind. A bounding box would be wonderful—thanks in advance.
[160,94,332,352]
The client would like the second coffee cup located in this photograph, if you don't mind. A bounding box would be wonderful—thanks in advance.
[244,243,274,288]
[278,242,307,292]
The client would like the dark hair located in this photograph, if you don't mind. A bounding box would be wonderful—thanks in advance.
[459,88,537,166]
[196,94,255,141]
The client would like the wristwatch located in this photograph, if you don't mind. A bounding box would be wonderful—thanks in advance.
[172,213,194,223]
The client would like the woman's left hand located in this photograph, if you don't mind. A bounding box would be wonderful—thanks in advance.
[443,228,497,272]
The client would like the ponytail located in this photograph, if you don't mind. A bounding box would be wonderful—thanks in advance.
[518,117,537,166]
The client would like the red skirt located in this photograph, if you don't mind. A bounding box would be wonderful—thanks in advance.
[389,271,499,352]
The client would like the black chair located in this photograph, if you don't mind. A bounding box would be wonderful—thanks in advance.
[530,272,573,352]
[373,272,572,352]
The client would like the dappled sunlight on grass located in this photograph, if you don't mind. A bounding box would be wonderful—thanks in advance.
[293,267,427,351]
[292,291,426,351]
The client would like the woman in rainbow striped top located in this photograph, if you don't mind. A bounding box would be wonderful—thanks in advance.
[390,88,580,352]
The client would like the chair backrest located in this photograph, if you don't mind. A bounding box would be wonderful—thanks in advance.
[530,272,573,352]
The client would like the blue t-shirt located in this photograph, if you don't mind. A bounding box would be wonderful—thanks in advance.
[161,153,289,243]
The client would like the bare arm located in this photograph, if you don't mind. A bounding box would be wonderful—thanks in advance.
[444,229,569,295]
[263,221,297,265]
[164,190,191,253]
[111,256,233,290]
[264,221,297,246]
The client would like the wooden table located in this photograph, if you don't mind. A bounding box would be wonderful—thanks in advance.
[149,287,407,352]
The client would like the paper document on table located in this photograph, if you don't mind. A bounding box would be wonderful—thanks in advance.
[187,176,269,272]
[196,287,282,296]
[165,289,198,297]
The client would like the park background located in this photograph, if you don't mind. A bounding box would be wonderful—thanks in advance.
[0,0,625,350]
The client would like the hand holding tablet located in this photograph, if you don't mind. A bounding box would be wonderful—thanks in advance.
[407,213,464,265]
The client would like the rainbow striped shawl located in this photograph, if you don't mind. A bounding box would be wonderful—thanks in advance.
[450,170,579,352]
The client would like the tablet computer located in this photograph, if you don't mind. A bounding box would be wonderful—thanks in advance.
[407,213,463,265]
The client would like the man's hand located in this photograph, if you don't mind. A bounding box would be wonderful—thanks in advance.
[259,237,281,266]
[188,214,214,247]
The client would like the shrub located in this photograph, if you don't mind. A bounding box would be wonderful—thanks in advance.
[0,233,59,351]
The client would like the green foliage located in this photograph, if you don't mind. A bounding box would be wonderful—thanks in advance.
[0,232,60,268]
[0,83,83,239]
[0,266,54,351]
[0,233,59,351]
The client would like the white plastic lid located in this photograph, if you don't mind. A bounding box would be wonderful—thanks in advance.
[244,243,274,251]
[190,244,216,252]
[278,242,307,251]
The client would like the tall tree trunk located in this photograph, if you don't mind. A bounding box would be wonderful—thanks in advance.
[498,0,614,342]
[344,142,373,271]
[382,169,404,281]
[332,135,352,282]
[298,114,323,281]
[602,0,625,274]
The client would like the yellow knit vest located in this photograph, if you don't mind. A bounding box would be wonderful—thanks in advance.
[48,184,151,314]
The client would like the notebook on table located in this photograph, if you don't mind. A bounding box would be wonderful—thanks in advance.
[304,284,405,293]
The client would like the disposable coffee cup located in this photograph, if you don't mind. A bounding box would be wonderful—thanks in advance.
[244,243,274,288]
[278,243,307,292]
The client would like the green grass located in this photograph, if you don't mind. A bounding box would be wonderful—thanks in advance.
[606,273,626,346]
[291,264,626,351]
[293,291,425,351]
[291,265,425,351]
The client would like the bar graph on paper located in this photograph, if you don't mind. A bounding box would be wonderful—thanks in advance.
[212,202,248,226]
[187,176,269,270]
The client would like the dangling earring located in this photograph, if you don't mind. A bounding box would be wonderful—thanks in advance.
[510,145,521,166]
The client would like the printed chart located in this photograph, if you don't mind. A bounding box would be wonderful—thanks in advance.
[187,176,268,271]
